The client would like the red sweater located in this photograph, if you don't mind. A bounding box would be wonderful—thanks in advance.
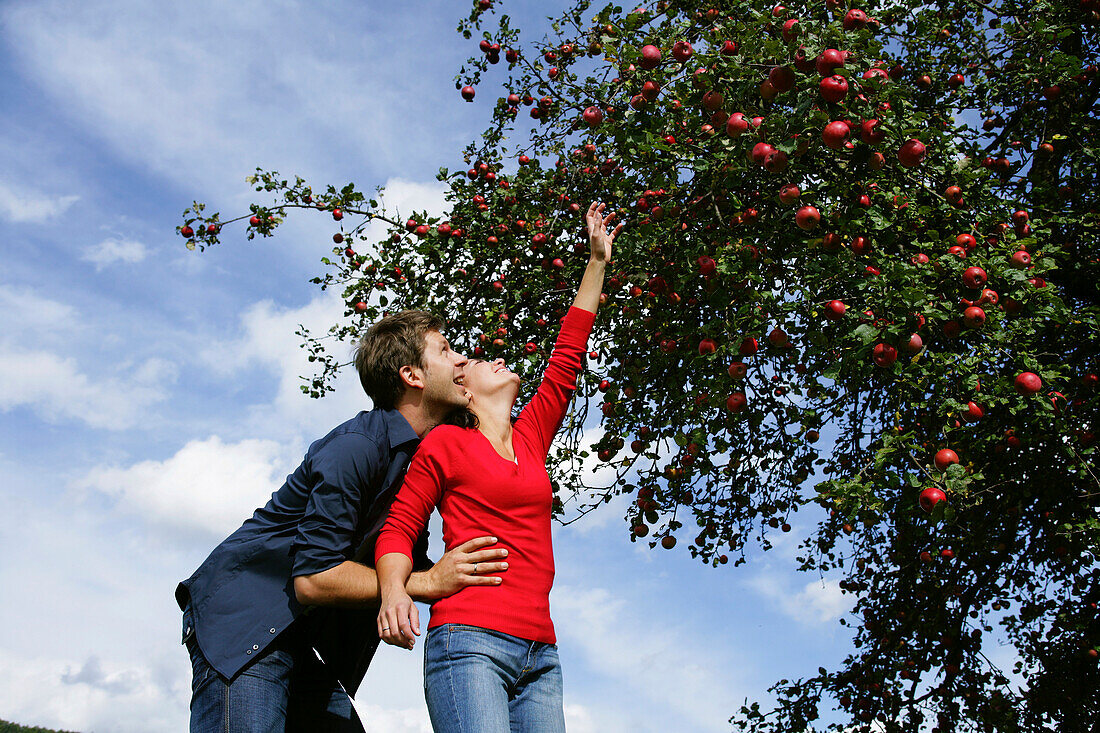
[375,307,595,644]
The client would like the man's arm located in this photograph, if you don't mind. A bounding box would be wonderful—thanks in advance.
[293,535,508,607]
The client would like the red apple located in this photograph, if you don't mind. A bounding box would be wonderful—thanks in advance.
[768,327,789,347]
[820,74,849,102]
[672,40,693,63]
[898,138,927,166]
[726,112,750,136]
[843,8,870,30]
[739,337,759,356]
[639,44,662,69]
[796,205,821,230]
[872,343,898,367]
[861,118,885,144]
[778,184,800,204]
[460,85,476,101]
[825,300,847,320]
[1009,250,1031,269]
[697,255,717,276]
[850,235,871,256]
[764,150,789,172]
[768,65,796,92]
[782,18,800,41]
[641,80,661,101]
[698,338,718,355]
[1014,371,1042,395]
[815,48,846,76]
[823,120,850,149]
[964,401,984,421]
[751,142,777,165]
[962,267,987,290]
[726,392,748,412]
[582,106,604,127]
[180,225,194,238]
[934,448,960,471]
[919,486,946,512]
[902,333,923,353]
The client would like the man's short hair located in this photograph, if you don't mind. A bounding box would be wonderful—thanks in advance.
[354,310,445,410]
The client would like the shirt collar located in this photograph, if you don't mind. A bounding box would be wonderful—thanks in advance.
[381,408,420,450]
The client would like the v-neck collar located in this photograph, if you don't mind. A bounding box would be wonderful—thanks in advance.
[474,428,518,465]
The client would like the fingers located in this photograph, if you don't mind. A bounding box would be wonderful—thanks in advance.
[452,535,499,554]
[465,547,508,563]
[378,601,419,650]
[378,607,403,648]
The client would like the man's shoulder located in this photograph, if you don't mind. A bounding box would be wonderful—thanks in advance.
[310,411,387,452]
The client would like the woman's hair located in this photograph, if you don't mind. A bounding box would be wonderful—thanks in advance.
[444,407,480,429]
[354,309,444,410]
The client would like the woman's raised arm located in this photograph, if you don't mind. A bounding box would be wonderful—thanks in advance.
[571,202,621,314]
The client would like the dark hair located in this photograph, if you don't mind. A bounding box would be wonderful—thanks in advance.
[354,310,444,410]
[444,407,480,429]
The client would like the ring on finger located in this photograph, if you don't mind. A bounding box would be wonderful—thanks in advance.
[472,563,479,574]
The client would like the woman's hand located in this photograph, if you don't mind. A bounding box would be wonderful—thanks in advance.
[586,202,622,263]
[377,586,419,650]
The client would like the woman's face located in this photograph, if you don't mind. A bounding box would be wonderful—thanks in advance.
[462,358,521,403]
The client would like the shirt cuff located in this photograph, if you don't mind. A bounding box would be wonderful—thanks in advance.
[374,535,414,565]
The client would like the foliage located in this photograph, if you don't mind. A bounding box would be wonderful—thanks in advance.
[181,0,1100,729]
[0,720,78,733]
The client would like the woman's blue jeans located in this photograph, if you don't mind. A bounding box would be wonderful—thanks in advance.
[423,623,566,733]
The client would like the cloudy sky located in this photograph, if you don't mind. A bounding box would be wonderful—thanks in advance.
[0,1,855,730]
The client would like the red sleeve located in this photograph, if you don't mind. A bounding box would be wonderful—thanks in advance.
[514,307,596,457]
[374,434,447,563]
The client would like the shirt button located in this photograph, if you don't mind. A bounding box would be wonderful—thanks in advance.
[253,644,259,650]
[246,650,252,655]
[270,628,277,634]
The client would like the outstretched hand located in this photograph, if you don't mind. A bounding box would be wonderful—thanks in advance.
[586,202,622,263]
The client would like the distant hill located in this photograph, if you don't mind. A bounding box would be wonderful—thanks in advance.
[0,721,78,733]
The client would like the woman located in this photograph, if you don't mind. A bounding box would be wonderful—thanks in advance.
[374,201,620,732]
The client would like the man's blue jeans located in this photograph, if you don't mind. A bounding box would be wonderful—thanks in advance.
[423,623,566,733]
[183,605,362,733]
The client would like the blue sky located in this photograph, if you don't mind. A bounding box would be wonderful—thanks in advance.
[0,1,860,730]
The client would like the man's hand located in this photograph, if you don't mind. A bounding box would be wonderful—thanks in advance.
[410,535,508,602]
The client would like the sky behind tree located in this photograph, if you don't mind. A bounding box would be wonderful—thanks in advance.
[0,1,858,730]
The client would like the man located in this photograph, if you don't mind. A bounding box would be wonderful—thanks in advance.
[176,310,508,732]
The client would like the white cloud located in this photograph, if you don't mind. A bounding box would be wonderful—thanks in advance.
[77,435,289,539]
[553,585,750,732]
[0,649,187,733]
[1,0,476,205]
[0,347,167,429]
[748,574,851,626]
[0,284,77,337]
[0,178,78,222]
[82,236,148,269]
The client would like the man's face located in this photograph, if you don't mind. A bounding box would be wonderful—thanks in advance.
[418,330,469,410]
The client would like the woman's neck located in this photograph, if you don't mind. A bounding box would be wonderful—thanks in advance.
[471,397,514,446]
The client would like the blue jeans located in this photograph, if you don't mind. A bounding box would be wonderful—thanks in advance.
[423,623,565,733]
[183,605,362,733]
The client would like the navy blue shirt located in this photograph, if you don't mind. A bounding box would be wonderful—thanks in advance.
[176,409,429,692]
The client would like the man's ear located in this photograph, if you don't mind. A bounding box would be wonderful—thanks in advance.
[398,364,424,392]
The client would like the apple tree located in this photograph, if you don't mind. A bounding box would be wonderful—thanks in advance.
[182,0,1099,729]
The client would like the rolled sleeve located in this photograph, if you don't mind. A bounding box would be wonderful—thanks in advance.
[291,432,383,578]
